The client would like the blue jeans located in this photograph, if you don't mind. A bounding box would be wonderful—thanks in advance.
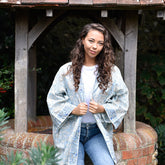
[77,123,114,165]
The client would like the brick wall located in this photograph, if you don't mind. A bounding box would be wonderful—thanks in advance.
[114,121,158,164]
[0,116,158,165]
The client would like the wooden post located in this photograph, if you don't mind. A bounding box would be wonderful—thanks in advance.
[28,45,37,121]
[124,11,138,133]
[15,10,29,132]
[14,10,65,132]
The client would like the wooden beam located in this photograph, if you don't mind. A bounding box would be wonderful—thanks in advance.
[124,11,138,133]
[28,17,55,50]
[21,0,68,3]
[93,0,116,4]
[117,0,140,5]
[140,0,163,5]
[69,0,93,5]
[28,45,37,121]
[115,48,124,77]
[0,0,19,4]
[28,11,65,50]
[101,19,125,51]
[15,10,29,132]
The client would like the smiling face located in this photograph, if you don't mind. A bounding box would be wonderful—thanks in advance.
[82,29,104,66]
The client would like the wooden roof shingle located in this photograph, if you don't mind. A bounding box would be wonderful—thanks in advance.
[0,0,165,9]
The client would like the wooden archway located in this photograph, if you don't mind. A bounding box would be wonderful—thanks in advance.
[15,9,138,134]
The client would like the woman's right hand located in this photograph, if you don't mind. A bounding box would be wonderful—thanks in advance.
[71,103,88,116]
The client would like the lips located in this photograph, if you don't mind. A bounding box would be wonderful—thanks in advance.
[90,50,96,54]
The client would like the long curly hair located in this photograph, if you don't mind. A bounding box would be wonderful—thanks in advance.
[68,23,115,93]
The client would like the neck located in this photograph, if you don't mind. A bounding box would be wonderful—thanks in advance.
[84,58,96,66]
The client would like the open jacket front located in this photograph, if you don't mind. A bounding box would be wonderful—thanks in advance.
[47,62,129,165]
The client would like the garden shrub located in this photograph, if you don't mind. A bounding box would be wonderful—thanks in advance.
[0,108,9,141]
[0,142,60,165]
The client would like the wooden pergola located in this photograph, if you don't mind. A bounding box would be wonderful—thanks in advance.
[1,0,165,134]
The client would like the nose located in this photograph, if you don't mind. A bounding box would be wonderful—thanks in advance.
[92,43,97,49]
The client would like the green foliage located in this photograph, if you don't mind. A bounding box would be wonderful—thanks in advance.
[0,108,9,141]
[0,151,27,165]
[0,66,14,118]
[0,65,13,90]
[155,124,165,164]
[136,53,165,127]
[28,141,60,165]
[0,9,14,118]
[0,142,60,165]
[137,11,165,164]
[137,11,165,128]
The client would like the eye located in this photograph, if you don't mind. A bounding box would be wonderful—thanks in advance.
[89,39,94,43]
[98,42,104,46]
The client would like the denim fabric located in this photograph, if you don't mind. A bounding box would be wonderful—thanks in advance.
[78,123,114,165]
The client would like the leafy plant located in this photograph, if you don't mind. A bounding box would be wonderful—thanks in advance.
[137,11,165,128]
[0,66,14,118]
[155,124,165,164]
[28,141,61,165]
[0,108,9,141]
[0,66,14,90]
[137,10,165,164]
[0,141,60,165]
[0,151,27,165]
[0,10,14,118]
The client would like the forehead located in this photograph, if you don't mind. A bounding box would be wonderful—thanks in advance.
[86,29,104,41]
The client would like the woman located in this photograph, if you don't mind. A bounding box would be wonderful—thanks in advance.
[47,23,129,165]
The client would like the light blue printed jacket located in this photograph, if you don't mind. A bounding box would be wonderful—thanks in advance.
[47,62,129,165]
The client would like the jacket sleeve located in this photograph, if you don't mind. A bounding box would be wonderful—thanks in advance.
[101,66,129,129]
[47,66,76,129]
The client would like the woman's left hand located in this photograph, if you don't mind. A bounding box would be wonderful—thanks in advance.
[89,99,105,114]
